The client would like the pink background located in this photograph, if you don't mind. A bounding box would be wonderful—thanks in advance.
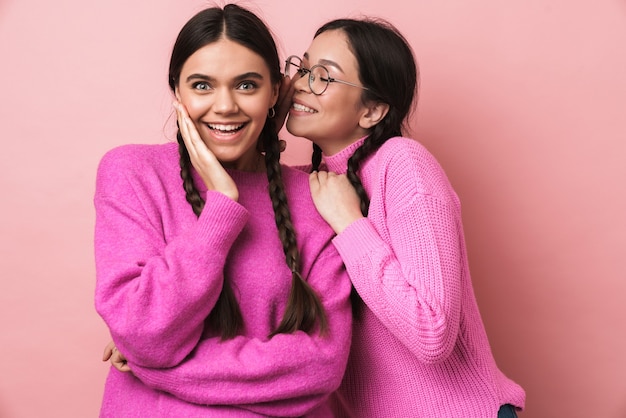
[1,0,625,417]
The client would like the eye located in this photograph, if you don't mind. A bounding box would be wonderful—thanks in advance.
[238,81,257,91]
[296,67,309,77]
[192,81,211,91]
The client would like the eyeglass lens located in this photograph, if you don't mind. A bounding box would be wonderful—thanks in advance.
[285,56,331,95]
[284,56,301,78]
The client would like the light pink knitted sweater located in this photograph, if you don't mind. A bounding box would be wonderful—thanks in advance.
[94,142,352,417]
[324,137,525,417]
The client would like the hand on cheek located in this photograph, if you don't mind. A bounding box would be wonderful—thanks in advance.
[173,101,239,202]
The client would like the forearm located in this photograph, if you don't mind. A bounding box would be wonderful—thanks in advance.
[129,252,352,414]
[95,192,248,367]
[333,202,463,363]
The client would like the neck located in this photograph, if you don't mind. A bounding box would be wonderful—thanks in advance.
[222,152,265,173]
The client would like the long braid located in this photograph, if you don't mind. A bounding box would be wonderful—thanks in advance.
[177,132,204,216]
[311,144,323,172]
[176,130,243,340]
[262,123,328,337]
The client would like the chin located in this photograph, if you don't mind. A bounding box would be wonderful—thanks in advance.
[285,123,309,139]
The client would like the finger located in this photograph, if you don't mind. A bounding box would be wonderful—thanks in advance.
[119,363,132,372]
[316,170,328,185]
[175,103,196,158]
[102,341,115,361]
[175,102,206,164]
[110,348,131,372]
[173,101,188,139]
[274,75,294,132]
[112,359,130,372]
[277,75,294,107]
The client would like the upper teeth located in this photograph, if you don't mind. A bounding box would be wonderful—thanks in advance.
[209,124,243,131]
[293,103,316,113]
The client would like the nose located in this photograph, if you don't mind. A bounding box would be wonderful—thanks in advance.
[212,88,238,114]
[293,72,312,94]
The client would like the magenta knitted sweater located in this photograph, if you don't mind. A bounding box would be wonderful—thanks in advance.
[323,137,525,417]
[94,142,352,417]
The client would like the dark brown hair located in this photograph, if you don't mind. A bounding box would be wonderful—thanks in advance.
[169,4,327,339]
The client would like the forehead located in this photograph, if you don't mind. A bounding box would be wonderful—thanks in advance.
[181,38,270,77]
[304,30,358,73]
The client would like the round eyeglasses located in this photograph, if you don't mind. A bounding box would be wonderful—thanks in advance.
[284,55,370,96]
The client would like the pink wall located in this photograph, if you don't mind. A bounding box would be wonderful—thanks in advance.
[1,0,624,416]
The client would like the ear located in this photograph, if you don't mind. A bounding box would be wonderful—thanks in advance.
[270,82,280,108]
[174,87,182,102]
[359,101,390,129]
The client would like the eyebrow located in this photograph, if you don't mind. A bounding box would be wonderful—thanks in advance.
[185,72,265,83]
[303,52,345,73]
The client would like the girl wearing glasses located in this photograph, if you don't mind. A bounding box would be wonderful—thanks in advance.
[94,5,351,416]
[283,18,526,418]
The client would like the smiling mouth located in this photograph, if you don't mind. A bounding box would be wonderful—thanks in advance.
[208,123,246,133]
[292,103,317,113]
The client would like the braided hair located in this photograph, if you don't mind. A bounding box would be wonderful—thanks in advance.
[170,4,327,339]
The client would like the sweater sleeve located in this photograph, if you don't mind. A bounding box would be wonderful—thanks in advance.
[332,193,463,364]
[94,152,249,368]
[128,245,352,417]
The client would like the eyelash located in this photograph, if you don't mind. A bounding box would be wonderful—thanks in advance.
[238,81,258,91]
[190,81,258,92]
[192,82,210,91]
[295,67,330,82]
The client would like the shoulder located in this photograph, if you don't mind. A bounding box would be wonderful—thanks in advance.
[98,142,178,174]
[96,142,179,195]
[279,164,316,208]
[97,142,178,180]
[280,163,310,182]
[377,137,438,169]
[280,164,336,232]
[374,137,456,201]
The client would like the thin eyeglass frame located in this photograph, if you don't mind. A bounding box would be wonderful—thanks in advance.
[284,55,370,96]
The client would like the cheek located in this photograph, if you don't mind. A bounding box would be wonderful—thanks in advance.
[244,98,271,123]
[179,93,207,120]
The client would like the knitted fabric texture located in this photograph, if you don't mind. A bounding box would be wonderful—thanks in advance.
[324,136,526,418]
[94,142,352,417]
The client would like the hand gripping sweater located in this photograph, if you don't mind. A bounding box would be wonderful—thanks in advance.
[323,137,525,418]
[94,142,352,417]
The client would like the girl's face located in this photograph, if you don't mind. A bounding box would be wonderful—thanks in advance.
[177,38,278,171]
[286,29,371,156]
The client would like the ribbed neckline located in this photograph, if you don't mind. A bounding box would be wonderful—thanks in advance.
[322,136,368,174]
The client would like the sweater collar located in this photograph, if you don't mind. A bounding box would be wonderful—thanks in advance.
[322,136,368,174]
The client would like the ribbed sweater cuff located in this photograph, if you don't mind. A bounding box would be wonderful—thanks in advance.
[332,217,381,262]
[195,191,249,248]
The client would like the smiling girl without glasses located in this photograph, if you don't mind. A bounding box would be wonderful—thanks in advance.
[94,5,351,417]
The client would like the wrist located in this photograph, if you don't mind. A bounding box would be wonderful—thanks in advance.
[333,214,363,235]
